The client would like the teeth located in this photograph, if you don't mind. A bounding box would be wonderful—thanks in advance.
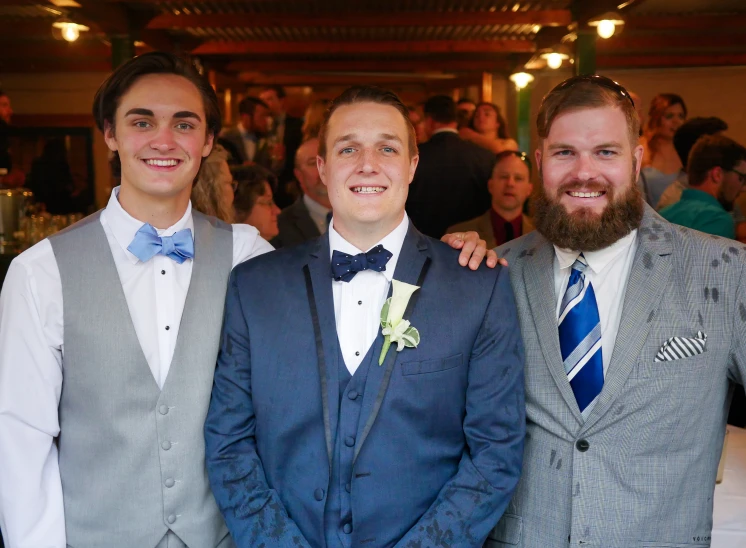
[568,191,603,198]
[146,159,179,167]
[352,186,385,194]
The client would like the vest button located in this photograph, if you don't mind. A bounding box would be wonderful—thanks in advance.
[161,440,172,451]
[576,439,590,452]
[343,523,352,534]
[159,405,169,415]
[313,488,325,501]
[345,482,351,493]
[164,478,175,488]
[348,390,358,400]
[344,436,355,447]
[167,514,176,524]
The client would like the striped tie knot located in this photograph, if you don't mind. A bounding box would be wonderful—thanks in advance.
[572,253,588,273]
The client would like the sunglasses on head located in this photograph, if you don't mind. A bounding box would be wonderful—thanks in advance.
[551,74,636,108]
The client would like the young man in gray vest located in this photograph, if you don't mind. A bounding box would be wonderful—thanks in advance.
[0,53,494,548]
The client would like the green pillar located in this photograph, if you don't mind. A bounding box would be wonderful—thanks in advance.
[111,35,135,69]
[516,86,532,153]
[575,29,597,76]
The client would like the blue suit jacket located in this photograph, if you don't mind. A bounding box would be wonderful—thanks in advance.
[205,224,526,548]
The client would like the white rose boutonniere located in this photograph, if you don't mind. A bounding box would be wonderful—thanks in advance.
[379,279,421,365]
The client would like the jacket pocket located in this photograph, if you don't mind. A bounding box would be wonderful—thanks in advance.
[401,353,463,376]
[485,513,522,546]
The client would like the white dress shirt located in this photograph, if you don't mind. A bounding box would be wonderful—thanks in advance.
[0,187,273,547]
[329,215,408,374]
[553,229,638,377]
[303,193,331,236]
[237,121,257,162]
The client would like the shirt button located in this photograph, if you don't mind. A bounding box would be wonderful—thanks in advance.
[161,440,171,451]
[159,405,169,415]
[167,514,176,524]
[576,439,590,452]
[347,390,358,400]
[344,436,355,447]
[313,488,325,501]
[161,270,166,275]
[342,523,352,534]
[164,478,175,488]
[165,326,170,331]
[355,351,360,357]
[358,300,362,305]
[345,482,351,493]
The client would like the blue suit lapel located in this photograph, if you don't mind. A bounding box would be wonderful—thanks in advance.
[304,234,341,475]
[353,224,431,465]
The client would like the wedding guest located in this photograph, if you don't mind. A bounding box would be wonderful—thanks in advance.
[456,98,477,129]
[447,150,534,247]
[486,74,746,548]
[191,144,235,223]
[205,84,525,548]
[232,164,281,241]
[639,93,687,207]
[301,98,330,141]
[459,102,518,154]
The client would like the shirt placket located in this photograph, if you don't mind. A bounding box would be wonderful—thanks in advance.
[153,254,176,386]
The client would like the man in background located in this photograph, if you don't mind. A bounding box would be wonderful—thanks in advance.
[218,96,270,165]
[448,150,534,247]
[406,94,494,239]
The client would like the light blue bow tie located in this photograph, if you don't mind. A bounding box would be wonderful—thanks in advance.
[127,223,195,264]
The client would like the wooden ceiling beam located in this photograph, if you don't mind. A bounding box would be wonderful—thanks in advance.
[598,32,746,51]
[597,53,746,69]
[625,14,746,31]
[238,72,479,87]
[147,10,571,30]
[225,59,513,73]
[0,58,112,72]
[193,39,535,56]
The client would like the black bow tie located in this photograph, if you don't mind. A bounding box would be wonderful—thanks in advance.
[331,245,393,282]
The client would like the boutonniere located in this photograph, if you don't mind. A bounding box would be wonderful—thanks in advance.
[379,279,420,365]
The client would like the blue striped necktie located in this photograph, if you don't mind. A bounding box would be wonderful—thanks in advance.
[558,254,604,417]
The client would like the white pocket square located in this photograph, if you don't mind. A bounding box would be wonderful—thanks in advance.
[654,331,707,362]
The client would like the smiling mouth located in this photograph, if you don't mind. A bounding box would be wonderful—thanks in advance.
[567,191,605,198]
[143,159,181,167]
[352,186,386,194]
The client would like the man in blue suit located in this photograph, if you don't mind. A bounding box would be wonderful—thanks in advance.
[205,86,525,548]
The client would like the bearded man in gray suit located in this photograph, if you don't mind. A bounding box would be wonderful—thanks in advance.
[485,75,746,548]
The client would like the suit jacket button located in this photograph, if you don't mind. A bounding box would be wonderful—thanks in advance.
[164,478,175,488]
[576,439,590,452]
[161,440,172,451]
[314,488,325,501]
[167,514,176,524]
[343,523,352,534]
[159,405,169,415]
[345,482,351,493]
[347,390,359,400]
[345,436,355,447]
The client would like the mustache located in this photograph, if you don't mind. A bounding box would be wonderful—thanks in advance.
[556,180,612,194]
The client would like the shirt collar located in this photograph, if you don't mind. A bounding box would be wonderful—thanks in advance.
[554,229,637,275]
[681,188,724,208]
[328,214,409,282]
[303,193,331,217]
[102,186,194,265]
[432,127,459,136]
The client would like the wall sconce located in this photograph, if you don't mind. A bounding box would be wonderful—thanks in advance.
[510,72,535,90]
[52,19,89,42]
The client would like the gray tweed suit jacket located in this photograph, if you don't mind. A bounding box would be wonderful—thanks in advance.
[486,204,746,548]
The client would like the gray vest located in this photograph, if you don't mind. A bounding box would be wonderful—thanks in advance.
[50,211,233,548]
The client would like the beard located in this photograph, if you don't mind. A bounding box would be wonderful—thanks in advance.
[532,173,644,251]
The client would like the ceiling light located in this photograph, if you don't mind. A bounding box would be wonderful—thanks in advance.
[588,13,624,39]
[509,72,535,90]
[52,19,89,42]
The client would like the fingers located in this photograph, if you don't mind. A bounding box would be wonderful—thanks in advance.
[441,232,466,250]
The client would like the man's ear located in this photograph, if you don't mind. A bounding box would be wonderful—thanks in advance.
[711,166,724,184]
[317,155,327,186]
[408,154,419,184]
[103,121,118,152]
[202,132,215,158]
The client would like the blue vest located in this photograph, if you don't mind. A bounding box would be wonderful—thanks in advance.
[323,336,383,548]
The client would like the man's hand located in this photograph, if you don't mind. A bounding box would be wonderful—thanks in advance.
[441,231,508,270]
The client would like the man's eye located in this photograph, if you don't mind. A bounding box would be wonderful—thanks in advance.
[555,150,572,157]
[176,123,193,130]
[382,146,397,154]
[134,121,150,129]
[340,147,355,155]
[598,150,616,157]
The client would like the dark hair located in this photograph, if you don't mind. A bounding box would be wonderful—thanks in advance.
[673,117,728,166]
[239,96,268,117]
[687,134,746,187]
[495,150,532,177]
[423,95,457,125]
[538,76,640,147]
[232,164,276,220]
[92,51,221,178]
[318,85,417,159]
[457,98,476,107]
[261,85,286,100]
[471,102,509,139]
[0,89,7,98]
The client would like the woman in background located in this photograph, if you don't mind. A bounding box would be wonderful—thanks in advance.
[233,164,282,242]
[301,98,330,141]
[191,144,235,223]
[459,102,518,154]
[640,93,687,207]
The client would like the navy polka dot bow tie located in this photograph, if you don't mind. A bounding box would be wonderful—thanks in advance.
[331,245,393,282]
